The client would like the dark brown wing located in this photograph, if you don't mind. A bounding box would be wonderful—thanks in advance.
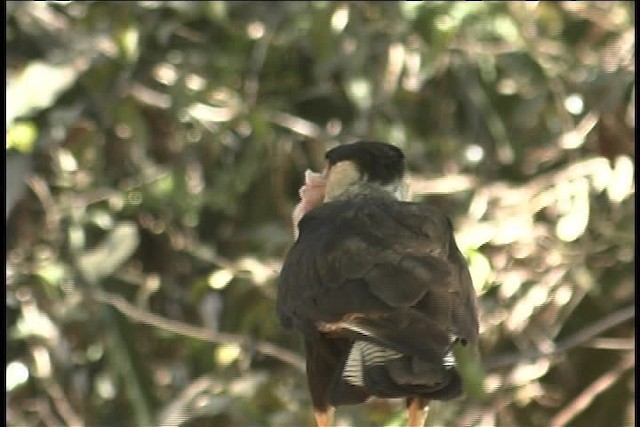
[277,195,479,405]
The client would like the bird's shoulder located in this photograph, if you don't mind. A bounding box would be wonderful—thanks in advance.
[278,197,458,316]
[297,196,453,245]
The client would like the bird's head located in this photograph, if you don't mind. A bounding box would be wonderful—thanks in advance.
[292,141,409,238]
[323,141,407,201]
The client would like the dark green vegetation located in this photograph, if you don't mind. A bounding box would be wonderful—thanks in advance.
[6,2,634,426]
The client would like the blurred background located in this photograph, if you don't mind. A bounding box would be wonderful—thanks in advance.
[6,2,635,426]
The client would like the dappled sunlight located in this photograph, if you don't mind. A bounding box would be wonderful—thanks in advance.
[6,1,634,426]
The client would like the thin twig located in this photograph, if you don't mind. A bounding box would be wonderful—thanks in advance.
[483,305,635,371]
[269,111,325,139]
[583,337,635,350]
[93,290,306,373]
[32,398,60,427]
[549,354,634,427]
[27,175,60,228]
[158,375,220,427]
[243,20,275,107]
[44,382,85,427]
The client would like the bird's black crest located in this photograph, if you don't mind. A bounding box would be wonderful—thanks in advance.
[325,141,405,185]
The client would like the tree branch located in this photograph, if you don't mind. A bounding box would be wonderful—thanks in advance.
[483,305,635,371]
[92,290,306,373]
[44,381,85,427]
[157,375,220,427]
[549,354,634,427]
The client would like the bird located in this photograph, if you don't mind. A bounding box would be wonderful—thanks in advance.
[277,141,479,427]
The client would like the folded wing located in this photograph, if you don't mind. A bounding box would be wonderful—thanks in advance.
[277,196,478,405]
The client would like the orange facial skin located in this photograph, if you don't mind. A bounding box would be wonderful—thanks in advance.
[292,169,327,239]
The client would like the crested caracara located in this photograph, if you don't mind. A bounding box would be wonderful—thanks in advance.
[277,141,479,427]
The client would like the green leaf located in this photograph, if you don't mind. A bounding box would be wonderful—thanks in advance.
[6,121,38,154]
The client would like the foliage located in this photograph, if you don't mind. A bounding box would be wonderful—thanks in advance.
[6,2,634,426]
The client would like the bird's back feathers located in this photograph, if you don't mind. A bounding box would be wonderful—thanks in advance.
[277,193,478,405]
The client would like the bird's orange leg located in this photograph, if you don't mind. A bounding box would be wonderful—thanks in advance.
[313,406,335,427]
[407,397,430,427]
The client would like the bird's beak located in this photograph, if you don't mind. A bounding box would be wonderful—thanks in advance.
[292,168,328,240]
